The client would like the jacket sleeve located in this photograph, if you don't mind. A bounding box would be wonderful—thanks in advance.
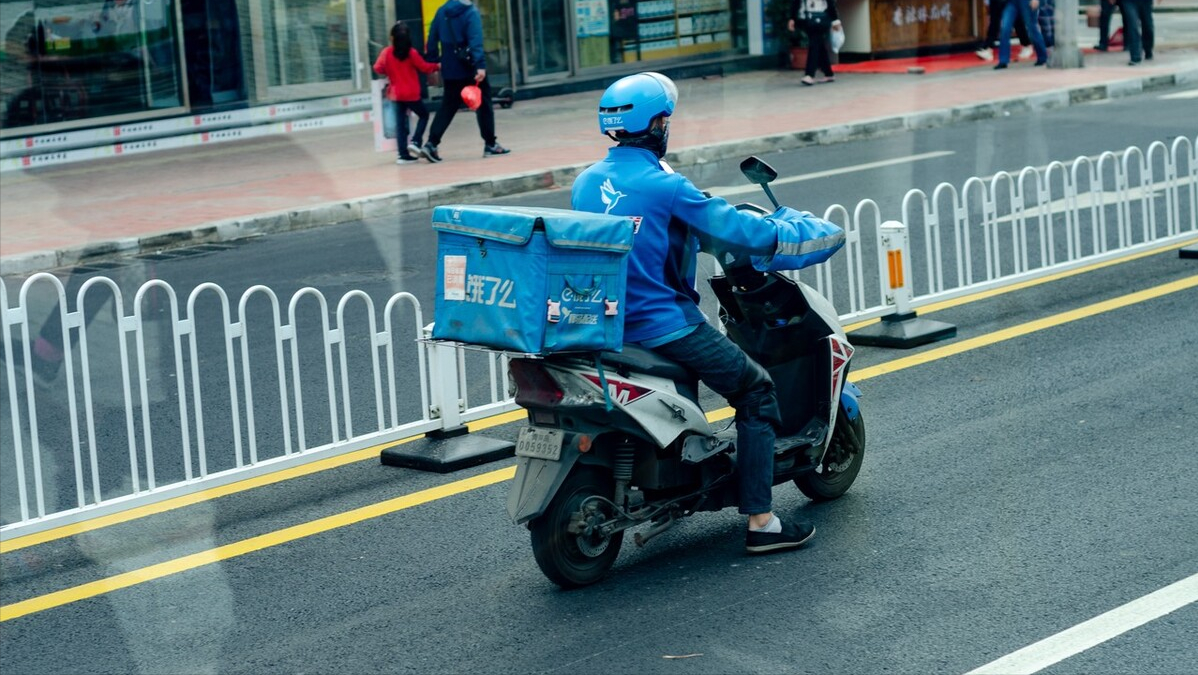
[790,0,800,20]
[409,48,439,73]
[373,47,387,75]
[749,206,845,272]
[425,11,442,61]
[467,10,486,70]
[670,175,782,258]
[669,176,843,271]
[828,0,840,22]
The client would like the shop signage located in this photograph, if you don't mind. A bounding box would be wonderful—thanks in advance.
[577,0,612,37]
[869,0,976,51]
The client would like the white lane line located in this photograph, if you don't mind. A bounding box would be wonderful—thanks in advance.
[707,150,955,197]
[965,572,1198,675]
[1160,89,1198,100]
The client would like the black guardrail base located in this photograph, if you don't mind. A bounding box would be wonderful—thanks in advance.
[848,311,957,348]
[381,430,514,473]
[1181,244,1198,259]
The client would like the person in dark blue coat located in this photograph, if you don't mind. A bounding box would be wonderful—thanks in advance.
[421,0,510,162]
[572,72,846,553]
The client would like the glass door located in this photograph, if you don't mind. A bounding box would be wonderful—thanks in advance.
[518,0,571,80]
[252,0,366,98]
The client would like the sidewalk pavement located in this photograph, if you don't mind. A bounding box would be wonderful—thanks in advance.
[2,43,1196,277]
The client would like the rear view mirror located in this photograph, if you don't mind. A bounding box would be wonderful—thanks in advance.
[740,157,778,185]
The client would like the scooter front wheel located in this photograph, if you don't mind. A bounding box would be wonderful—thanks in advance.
[795,405,865,501]
[530,467,624,588]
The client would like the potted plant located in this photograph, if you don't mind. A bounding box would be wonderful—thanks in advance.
[765,0,807,70]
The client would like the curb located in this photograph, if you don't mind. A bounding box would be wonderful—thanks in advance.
[3,66,1197,278]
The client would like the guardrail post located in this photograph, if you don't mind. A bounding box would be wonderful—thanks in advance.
[380,324,514,473]
[848,221,957,348]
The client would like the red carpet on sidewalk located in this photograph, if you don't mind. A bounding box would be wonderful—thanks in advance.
[836,52,993,74]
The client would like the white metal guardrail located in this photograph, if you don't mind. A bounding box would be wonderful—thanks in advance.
[2,138,1195,540]
[898,137,1197,309]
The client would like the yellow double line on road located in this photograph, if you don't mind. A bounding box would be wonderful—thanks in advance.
[2,272,1196,623]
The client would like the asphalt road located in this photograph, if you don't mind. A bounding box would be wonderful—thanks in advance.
[1,87,1196,674]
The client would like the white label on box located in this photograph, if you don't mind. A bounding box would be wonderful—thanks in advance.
[444,255,467,300]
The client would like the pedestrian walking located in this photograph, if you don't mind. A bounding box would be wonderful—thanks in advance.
[976,0,1035,61]
[421,0,510,162]
[1037,0,1055,49]
[788,0,841,86]
[994,0,1048,69]
[1093,0,1120,51]
[1121,0,1154,65]
[374,21,439,164]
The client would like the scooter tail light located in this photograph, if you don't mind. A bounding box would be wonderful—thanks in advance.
[509,359,603,408]
[509,359,564,407]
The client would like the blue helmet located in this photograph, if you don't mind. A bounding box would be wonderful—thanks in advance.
[597,72,678,136]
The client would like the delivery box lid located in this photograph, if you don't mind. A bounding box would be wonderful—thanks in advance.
[432,205,635,253]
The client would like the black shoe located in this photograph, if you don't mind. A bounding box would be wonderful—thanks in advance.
[745,520,815,553]
[1093,44,1108,52]
[421,143,442,163]
[483,142,511,157]
[1128,60,1140,66]
[1034,60,1047,67]
[993,63,1008,70]
[1145,51,1153,60]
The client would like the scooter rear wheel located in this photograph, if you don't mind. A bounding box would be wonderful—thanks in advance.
[530,467,624,588]
[795,405,865,501]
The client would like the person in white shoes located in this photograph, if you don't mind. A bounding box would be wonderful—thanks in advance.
[976,0,1034,61]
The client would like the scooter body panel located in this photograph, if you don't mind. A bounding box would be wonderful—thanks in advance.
[507,449,581,525]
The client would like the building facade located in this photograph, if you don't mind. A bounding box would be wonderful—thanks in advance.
[0,0,755,138]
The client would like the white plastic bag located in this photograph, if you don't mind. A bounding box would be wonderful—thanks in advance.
[830,22,845,53]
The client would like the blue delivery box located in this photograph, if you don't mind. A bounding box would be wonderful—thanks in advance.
[432,205,636,354]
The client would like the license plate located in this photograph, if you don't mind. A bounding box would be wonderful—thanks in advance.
[515,427,564,461]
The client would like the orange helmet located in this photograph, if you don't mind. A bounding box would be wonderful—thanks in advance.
[461,85,482,111]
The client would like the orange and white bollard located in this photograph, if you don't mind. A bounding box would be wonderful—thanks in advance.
[848,221,957,349]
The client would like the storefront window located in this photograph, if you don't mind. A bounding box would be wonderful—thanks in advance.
[259,0,353,87]
[477,0,510,88]
[574,0,735,69]
[1,0,184,130]
[521,0,567,78]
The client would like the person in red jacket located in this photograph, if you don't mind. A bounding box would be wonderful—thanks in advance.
[374,21,440,164]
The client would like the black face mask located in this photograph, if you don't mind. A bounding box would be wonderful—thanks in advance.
[613,119,670,158]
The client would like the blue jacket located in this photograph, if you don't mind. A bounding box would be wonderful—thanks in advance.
[571,146,845,344]
[426,0,485,81]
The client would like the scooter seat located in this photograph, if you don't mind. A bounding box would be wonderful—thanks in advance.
[600,344,694,384]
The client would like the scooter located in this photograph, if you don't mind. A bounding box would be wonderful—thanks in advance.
[506,157,865,588]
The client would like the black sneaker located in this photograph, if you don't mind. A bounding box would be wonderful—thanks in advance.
[745,519,815,554]
[421,143,442,163]
[483,142,510,157]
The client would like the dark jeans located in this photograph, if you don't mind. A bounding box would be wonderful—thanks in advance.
[427,77,496,147]
[1096,0,1118,49]
[1121,0,1154,62]
[803,24,834,78]
[998,0,1047,65]
[651,322,779,515]
[396,99,429,157]
[984,0,1030,47]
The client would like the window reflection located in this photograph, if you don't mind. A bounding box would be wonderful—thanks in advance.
[261,0,353,87]
[1,0,183,127]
